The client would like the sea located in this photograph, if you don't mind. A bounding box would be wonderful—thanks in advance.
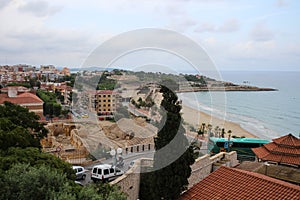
[178,71,300,140]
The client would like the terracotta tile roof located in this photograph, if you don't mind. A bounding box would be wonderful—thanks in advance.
[273,133,300,147]
[252,134,300,166]
[264,142,300,155]
[180,166,300,200]
[0,92,43,104]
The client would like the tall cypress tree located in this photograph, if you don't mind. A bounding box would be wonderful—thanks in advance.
[140,85,196,200]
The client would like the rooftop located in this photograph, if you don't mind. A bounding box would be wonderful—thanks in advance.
[180,166,300,200]
[0,92,43,104]
[273,133,300,147]
[252,134,300,166]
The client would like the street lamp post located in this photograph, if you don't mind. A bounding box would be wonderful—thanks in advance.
[110,148,123,167]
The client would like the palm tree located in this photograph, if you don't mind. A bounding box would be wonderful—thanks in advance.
[221,128,225,138]
[197,123,206,138]
[227,130,232,139]
[214,126,220,137]
[207,124,213,137]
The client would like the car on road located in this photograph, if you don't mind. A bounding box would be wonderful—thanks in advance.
[91,164,124,182]
[72,166,87,180]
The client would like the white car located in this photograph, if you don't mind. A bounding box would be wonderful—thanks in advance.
[72,166,87,180]
[91,164,124,182]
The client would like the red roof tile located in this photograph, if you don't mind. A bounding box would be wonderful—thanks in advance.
[252,134,300,166]
[264,142,300,155]
[273,134,300,147]
[0,92,43,104]
[180,166,300,200]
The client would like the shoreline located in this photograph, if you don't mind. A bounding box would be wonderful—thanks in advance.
[181,105,257,138]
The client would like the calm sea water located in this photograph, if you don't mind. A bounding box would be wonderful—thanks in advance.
[179,71,300,140]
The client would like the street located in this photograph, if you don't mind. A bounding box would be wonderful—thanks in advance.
[77,150,155,185]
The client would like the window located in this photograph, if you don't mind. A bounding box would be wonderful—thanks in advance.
[108,95,111,97]
[108,104,110,107]
[78,168,83,172]
[93,168,97,173]
[216,142,225,147]
[108,99,111,102]
[103,100,106,102]
[97,168,102,175]
[104,169,109,175]
[110,168,114,173]
[103,95,106,97]
[232,142,261,148]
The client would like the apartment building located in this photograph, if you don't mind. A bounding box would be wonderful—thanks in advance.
[95,90,118,115]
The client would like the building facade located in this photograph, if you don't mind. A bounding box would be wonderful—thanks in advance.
[95,90,118,115]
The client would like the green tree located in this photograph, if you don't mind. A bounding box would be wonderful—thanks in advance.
[0,163,70,200]
[0,102,48,139]
[53,103,62,116]
[140,85,196,200]
[0,163,126,200]
[0,147,75,179]
[0,118,40,150]
[37,90,62,117]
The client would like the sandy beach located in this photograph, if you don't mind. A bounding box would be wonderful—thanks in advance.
[181,105,257,138]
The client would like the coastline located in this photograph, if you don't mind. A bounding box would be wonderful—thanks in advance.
[181,105,257,138]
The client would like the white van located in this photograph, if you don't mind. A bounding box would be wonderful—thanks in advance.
[91,164,124,182]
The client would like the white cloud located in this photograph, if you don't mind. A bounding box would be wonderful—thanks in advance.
[166,17,197,32]
[0,0,10,10]
[194,22,215,32]
[250,23,274,41]
[194,18,240,33]
[275,0,288,7]
[18,0,62,17]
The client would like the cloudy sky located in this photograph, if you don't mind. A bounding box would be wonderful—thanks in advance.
[0,0,299,71]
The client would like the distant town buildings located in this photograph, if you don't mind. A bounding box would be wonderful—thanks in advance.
[0,64,73,117]
[0,64,71,84]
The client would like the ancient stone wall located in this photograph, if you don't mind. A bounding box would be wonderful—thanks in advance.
[122,143,154,155]
[111,152,239,200]
[110,160,142,200]
[187,151,239,188]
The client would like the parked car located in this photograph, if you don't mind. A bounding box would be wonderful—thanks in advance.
[91,164,124,182]
[72,166,87,180]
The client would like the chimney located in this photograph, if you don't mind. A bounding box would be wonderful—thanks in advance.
[8,87,17,97]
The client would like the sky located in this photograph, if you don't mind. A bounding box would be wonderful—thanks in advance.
[0,0,299,71]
